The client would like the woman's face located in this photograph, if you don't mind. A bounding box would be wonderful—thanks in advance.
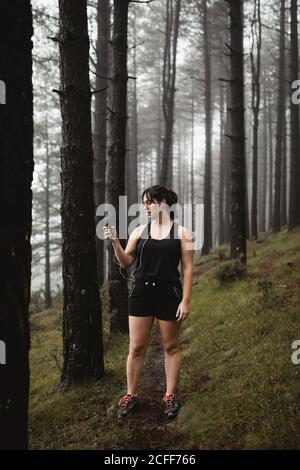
[142,194,165,219]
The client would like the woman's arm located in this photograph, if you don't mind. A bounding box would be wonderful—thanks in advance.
[180,226,194,303]
[103,224,145,268]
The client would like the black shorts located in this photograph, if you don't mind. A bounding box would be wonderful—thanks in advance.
[128,279,183,321]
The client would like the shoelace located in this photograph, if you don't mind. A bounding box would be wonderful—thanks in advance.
[164,394,175,408]
[120,394,134,408]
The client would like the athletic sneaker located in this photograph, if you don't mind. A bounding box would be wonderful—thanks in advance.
[117,393,139,418]
[162,393,181,418]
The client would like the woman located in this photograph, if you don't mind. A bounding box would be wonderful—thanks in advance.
[103,185,194,419]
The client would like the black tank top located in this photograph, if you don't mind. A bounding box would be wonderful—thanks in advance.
[132,221,181,281]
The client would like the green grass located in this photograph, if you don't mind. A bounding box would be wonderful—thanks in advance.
[29,227,300,449]
[29,302,132,450]
[178,227,300,449]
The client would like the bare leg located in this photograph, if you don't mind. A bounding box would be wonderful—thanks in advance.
[157,319,181,395]
[127,316,154,395]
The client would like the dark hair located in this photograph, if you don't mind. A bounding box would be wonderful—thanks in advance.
[142,185,178,220]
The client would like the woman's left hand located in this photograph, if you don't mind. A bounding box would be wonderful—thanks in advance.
[176,300,190,322]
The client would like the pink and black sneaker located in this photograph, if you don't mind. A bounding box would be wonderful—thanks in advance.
[117,393,140,418]
[162,393,181,419]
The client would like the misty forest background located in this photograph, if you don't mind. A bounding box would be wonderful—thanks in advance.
[31,0,299,310]
[1,0,300,450]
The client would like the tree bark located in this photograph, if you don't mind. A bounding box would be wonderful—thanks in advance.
[0,0,33,449]
[201,0,212,255]
[44,111,52,308]
[268,73,274,229]
[260,76,267,233]
[160,0,181,188]
[156,69,162,185]
[58,0,104,390]
[224,86,231,244]
[273,0,285,233]
[281,102,287,226]
[288,0,300,229]
[93,0,110,286]
[218,82,225,245]
[128,10,138,207]
[227,0,247,263]
[106,0,130,334]
[250,0,262,240]
[191,80,195,231]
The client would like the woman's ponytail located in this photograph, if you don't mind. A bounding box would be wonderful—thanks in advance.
[167,188,178,206]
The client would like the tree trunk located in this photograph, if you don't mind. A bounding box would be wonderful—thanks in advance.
[201,0,212,255]
[250,0,262,240]
[45,111,52,308]
[191,80,195,231]
[176,120,181,200]
[268,73,274,229]
[58,0,104,390]
[128,10,138,207]
[260,76,267,233]
[93,0,110,286]
[273,0,285,233]
[106,0,130,334]
[156,69,162,184]
[0,0,33,449]
[160,0,181,188]
[224,87,231,244]
[227,0,247,263]
[288,0,300,229]
[218,82,225,245]
[281,104,287,226]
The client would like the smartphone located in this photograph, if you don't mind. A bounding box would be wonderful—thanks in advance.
[103,217,112,240]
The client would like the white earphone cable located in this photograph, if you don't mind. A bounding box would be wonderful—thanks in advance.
[112,223,150,282]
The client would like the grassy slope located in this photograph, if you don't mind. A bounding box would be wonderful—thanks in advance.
[29,227,300,449]
[178,227,300,449]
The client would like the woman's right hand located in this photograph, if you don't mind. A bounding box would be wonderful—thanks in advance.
[103,224,118,241]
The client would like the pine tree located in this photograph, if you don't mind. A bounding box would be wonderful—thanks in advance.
[58,0,104,390]
[106,0,130,334]
[227,0,247,263]
[0,0,33,449]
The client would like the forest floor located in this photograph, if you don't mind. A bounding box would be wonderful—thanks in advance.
[29,227,300,449]
[28,310,192,450]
